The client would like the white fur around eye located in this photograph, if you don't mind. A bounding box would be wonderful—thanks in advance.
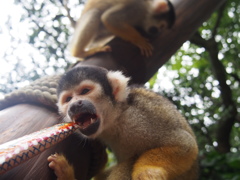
[107,71,130,102]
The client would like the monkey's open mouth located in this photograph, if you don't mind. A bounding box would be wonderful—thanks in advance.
[73,112,100,136]
[73,113,97,128]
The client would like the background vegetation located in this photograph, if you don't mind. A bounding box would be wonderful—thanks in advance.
[0,0,239,179]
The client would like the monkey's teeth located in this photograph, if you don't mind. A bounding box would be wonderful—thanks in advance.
[91,118,96,123]
[74,113,98,129]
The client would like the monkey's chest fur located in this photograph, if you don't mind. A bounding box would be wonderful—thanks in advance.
[98,88,193,163]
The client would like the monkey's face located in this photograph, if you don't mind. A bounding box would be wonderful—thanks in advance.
[57,66,130,138]
[144,19,168,36]
[144,0,175,36]
[58,80,113,137]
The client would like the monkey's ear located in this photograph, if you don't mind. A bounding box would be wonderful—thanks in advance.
[107,71,130,102]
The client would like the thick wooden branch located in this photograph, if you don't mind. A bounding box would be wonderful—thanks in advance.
[0,104,99,180]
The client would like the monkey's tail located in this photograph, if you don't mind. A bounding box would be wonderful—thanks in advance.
[70,9,102,58]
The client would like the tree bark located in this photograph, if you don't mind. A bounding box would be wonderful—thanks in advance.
[0,104,103,180]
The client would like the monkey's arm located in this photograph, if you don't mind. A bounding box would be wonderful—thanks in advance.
[132,138,198,180]
[101,4,153,57]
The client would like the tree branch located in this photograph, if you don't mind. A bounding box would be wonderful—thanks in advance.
[60,0,76,28]
[205,37,237,154]
[212,2,227,38]
[229,73,240,84]
[189,3,237,153]
[189,31,208,48]
[198,120,215,149]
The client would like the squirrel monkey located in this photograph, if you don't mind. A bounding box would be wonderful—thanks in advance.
[48,66,198,180]
[70,0,175,59]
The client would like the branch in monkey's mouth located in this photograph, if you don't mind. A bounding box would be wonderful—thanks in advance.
[72,113,100,136]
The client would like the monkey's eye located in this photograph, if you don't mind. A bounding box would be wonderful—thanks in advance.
[80,88,91,95]
[65,96,72,103]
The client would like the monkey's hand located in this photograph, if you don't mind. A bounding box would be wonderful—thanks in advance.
[132,36,153,57]
[48,153,75,180]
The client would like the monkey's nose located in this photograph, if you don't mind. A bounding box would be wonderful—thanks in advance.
[69,100,82,113]
[77,100,82,105]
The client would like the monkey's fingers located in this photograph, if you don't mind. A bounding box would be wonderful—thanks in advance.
[138,41,153,57]
[48,153,75,180]
[129,35,153,57]
[47,153,58,164]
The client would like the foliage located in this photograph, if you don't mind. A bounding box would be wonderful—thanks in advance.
[0,0,239,179]
[200,151,240,180]
[0,0,82,95]
[155,0,240,179]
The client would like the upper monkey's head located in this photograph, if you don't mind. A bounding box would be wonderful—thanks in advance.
[57,66,130,137]
[143,0,175,36]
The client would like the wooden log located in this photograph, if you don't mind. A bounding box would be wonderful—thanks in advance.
[0,104,106,180]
